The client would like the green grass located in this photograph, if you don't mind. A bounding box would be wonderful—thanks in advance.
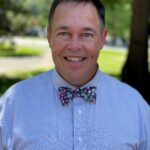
[0,43,44,56]
[98,49,127,76]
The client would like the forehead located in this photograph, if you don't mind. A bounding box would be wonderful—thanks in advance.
[51,2,100,28]
[55,1,97,12]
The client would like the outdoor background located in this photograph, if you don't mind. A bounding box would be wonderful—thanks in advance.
[0,0,150,104]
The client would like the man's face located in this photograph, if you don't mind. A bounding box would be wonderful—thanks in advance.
[48,2,107,86]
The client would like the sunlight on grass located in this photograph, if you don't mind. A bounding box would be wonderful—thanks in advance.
[98,49,127,75]
[0,42,45,56]
[15,46,43,56]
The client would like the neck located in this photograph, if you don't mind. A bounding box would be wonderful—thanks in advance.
[56,65,99,87]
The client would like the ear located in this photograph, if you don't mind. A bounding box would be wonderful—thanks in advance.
[100,28,107,49]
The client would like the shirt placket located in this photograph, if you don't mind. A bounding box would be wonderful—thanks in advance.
[73,97,86,150]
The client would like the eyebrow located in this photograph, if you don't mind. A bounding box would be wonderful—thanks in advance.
[55,26,97,35]
[55,26,68,31]
[82,27,97,35]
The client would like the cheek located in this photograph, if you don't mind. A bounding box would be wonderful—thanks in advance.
[50,41,67,56]
[90,51,99,60]
[50,36,69,48]
[86,43,100,59]
[50,44,61,62]
[50,39,62,49]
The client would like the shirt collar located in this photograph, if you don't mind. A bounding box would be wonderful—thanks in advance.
[52,68,101,90]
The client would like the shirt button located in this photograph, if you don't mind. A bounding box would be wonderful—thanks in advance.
[78,137,82,142]
[78,109,82,114]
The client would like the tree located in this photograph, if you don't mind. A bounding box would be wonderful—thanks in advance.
[122,0,150,103]
[0,0,12,35]
[0,0,31,52]
[105,3,131,40]
[102,0,131,39]
[0,0,31,35]
[21,0,52,27]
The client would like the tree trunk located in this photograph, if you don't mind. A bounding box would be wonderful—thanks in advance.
[122,0,150,103]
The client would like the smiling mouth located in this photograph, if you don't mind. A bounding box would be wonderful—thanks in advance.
[64,57,85,63]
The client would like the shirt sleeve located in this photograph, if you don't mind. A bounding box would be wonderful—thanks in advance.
[139,98,150,150]
[143,103,150,150]
[0,95,5,150]
[0,94,12,150]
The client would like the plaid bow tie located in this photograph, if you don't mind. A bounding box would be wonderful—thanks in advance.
[58,86,96,106]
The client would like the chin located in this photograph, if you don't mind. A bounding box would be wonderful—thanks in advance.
[67,75,85,86]
[69,80,84,87]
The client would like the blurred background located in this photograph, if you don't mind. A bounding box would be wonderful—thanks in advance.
[0,0,150,103]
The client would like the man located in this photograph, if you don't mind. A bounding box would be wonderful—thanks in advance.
[0,0,150,149]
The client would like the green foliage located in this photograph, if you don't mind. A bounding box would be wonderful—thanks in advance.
[101,0,132,40]
[6,11,32,34]
[106,3,132,39]
[102,0,130,7]
[0,0,29,35]
[20,0,52,27]
[22,0,51,16]
[0,0,132,38]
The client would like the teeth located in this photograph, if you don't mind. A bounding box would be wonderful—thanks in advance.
[65,57,84,62]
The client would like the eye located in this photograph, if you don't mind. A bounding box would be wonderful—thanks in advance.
[58,32,69,36]
[82,32,94,37]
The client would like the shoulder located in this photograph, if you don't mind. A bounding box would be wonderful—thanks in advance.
[0,69,53,104]
[15,69,52,90]
[98,70,150,123]
[98,71,150,145]
[99,71,149,108]
[100,71,141,95]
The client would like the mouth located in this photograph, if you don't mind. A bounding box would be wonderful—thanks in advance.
[64,56,86,63]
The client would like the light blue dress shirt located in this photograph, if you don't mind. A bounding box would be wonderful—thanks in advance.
[0,68,150,150]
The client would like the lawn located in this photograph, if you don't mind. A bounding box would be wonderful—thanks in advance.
[98,48,127,78]
[0,43,44,57]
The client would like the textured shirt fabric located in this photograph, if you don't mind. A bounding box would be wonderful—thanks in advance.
[0,68,150,150]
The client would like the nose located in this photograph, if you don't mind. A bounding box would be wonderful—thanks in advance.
[68,35,81,51]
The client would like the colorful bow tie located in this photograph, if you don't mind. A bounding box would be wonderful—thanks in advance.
[58,86,96,106]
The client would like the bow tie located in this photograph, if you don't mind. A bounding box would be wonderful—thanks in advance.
[58,86,96,106]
